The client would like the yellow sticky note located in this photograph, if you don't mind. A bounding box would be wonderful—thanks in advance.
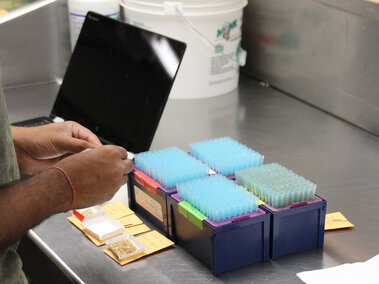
[0,9,8,16]
[123,214,144,227]
[258,200,265,205]
[325,212,354,230]
[125,224,150,236]
[102,201,134,220]
[104,230,174,265]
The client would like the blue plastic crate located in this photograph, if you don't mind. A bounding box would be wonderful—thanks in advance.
[168,193,270,276]
[260,195,326,259]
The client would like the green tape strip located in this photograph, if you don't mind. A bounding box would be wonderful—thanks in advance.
[178,201,207,230]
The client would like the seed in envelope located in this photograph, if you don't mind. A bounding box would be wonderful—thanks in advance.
[110,239,137,256]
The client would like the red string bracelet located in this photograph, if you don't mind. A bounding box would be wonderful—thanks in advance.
[48,166,76,212]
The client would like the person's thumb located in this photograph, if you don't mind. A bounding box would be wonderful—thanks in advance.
[55,136,99,154]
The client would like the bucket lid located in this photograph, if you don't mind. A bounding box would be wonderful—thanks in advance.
[120,0,248,16]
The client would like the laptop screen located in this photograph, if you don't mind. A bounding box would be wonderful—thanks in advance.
[52,12,186,154]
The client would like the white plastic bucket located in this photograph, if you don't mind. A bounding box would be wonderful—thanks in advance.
[68,0,120,50]
[120,0,248,99]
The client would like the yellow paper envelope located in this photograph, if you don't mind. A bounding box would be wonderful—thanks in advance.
[104,230,174,265]
[102,201,134,220]
[68,216,85,231]
[325,212,354,230]
[117,216,133,227]
[125,224,151,235]
[122,214,144,227]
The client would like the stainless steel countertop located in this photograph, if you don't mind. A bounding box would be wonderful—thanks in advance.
[4,74,379,283]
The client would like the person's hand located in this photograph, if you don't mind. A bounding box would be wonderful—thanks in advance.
[54,145,133,209]
[12,121,102,174]
[0,145,133,248]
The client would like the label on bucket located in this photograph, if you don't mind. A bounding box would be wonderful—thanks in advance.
[216,19,238,41]
[209,17,242,86]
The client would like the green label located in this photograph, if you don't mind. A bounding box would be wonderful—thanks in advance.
[217,19,238,40]
[215,44,224,53]
[178,201,207,230]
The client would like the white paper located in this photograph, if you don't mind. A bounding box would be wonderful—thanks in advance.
[297,254,379,284]
[82,214,124,240]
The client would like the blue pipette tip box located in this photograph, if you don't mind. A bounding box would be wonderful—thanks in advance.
[167,193,270,276]
[260,195,327,259]
[129,147,209,235]
[189,137,264,178]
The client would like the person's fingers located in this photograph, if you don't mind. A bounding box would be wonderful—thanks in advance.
[114,146,128,160]
[121,173,129,185]
[55,137,98,155]
[123,159,133,174]
[67,121,102,147]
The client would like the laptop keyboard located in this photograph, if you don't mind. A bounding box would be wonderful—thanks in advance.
[24,119,52,127]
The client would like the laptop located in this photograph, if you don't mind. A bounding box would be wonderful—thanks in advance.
[13,11,186,155]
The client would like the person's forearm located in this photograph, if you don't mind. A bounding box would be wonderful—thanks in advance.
[0,169,71,249]
[10,126,27,150]
[10,126,34,173]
